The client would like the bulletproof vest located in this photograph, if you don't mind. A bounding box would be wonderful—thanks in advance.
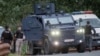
[85,25,92,35]
[2,30,12,40]
[15,30,23,39]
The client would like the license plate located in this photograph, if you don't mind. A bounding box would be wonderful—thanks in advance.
[97,41,100,43]
[64,39,74,42]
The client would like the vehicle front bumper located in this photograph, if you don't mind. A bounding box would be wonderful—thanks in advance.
[92,36,100,46]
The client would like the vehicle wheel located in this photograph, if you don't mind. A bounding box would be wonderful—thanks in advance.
[32,49,39,55]
[77,42,86,53]
[62,47,69,53]
[27,41,36,55]
[94,46,98,50]
[43,39,52,55]
[55,49,61,53]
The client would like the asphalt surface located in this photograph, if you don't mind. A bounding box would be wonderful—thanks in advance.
[26,50,100,56]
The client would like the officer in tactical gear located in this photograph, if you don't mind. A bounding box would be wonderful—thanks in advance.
[14,26,25,54]
[85,21,96,52]
[1,26,13,45]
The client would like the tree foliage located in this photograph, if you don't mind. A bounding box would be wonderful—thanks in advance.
[0,0,100,30]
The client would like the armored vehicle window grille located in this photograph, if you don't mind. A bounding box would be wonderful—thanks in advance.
[44,18,59,25]
[58,16,74,24]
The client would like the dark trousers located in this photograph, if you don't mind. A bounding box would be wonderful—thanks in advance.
[85,35,92,50]
[11,40,16,53]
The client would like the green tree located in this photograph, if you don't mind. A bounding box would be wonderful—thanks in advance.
[0,0,100,31]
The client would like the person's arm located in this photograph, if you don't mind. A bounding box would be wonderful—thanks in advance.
[91,26,96,35]
[9,32,13,41]
[22,32,26,41]
[14,31,17,40]
[23,35,26,40]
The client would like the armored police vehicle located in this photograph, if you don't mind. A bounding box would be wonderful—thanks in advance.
[22,3,86,54]
[72,11,100,48]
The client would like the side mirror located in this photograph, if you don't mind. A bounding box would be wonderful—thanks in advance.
[74,21,77,24]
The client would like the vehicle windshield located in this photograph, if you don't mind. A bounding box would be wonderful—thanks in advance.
[76,18,100,28]
[58,16,74,24]
[44,18,59,25]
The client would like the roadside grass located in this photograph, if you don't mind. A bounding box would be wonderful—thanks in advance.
[9,41,28,56]
[9,53,17,56]
[9,53,24,56]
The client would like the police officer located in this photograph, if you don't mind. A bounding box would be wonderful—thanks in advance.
[14,26,25,54]
[85,21,96,52]
[1,26,13,45]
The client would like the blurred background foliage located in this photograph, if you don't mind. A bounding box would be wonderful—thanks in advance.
[0,0,100,31]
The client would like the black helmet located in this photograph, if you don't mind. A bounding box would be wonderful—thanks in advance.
[87,21,90,24]
[5,25,9,30]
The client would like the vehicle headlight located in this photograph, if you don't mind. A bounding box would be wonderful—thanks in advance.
[76,28,85,33]
[79,40,83,43]
[53,41,59,46]
[51,30,60,36]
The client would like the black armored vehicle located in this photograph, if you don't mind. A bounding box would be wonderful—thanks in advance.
[22,2,86,54]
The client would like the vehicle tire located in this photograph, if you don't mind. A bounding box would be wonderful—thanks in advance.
[55,49,61,53]
[62,47,69,53]
[43,39,53,55]
[32,49,39,55]
[94,46,98,50]
[27,41,36,55]
[77,42,86,53]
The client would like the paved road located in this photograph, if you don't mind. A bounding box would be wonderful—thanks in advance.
[26,50,100,56]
